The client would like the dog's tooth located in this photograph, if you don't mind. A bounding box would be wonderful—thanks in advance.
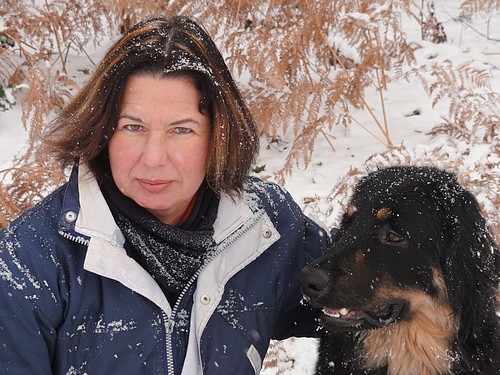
[323,308,341,318]
[340,308,349,315]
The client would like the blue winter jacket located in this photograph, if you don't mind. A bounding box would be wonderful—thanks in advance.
[0,165,328,374]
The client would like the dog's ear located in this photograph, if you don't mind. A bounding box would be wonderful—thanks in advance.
[440,188,499,342]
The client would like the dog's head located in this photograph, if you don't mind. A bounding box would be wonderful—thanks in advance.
[300,166,499,333]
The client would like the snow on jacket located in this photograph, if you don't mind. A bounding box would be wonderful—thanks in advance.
[0,165,328,374]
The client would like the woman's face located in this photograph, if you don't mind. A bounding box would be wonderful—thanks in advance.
[108,74,211,226]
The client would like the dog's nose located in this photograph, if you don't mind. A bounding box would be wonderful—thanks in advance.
[300,268,330,299]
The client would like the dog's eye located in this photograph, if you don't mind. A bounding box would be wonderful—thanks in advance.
[386,231,403,243]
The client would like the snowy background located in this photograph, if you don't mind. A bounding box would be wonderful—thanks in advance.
[0,1,498,374]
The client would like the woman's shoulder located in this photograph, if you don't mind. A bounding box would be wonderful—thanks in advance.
[244,176,294,203]
[0,182,80,286]
[243,176,304,220]
[243,176,329,237]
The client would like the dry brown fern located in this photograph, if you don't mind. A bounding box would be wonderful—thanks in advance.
[421,1,447,43]
[262,338,299,373]
[403,60,499,145]
[202,0,419,183]
[0,66,77,228]
[0,161,66,228]
[20,68,77,158]
[459,0,500,19]
[1,0,498,228]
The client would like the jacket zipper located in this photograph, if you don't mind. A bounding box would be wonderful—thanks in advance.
[60,225,179,374]
[164,209,266,374]
[60,206,267,374]
[59,228,183,372]
[58,230,90,246]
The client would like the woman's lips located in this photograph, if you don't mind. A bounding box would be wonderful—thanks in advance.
[138,179,172,193]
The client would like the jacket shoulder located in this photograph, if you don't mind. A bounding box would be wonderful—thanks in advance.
[1,184,67,236]
[0,183,74,321]
[244,175,328,246]
[244,177,326,234]
[244,176,298,211]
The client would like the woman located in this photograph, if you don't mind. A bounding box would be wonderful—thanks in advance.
[0,16,328,374]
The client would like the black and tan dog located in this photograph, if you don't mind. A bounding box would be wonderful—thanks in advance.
[300,166,499,375]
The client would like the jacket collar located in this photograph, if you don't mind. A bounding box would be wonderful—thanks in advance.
[213,195,253,244]
[66,164,253,246]
[60,164,267,313]
[64,165,171,312]
[74,165,125,247]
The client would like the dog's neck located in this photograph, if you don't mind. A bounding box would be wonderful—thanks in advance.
[361,292,457,375]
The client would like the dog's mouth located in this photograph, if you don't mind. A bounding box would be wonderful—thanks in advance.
[320,303,404,330]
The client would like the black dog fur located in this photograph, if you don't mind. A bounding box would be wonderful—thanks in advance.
[300,166,500,375]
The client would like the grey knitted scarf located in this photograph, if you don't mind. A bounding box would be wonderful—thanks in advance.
[101,180,219,305]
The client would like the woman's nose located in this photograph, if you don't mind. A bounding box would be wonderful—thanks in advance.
[140,133,169,166]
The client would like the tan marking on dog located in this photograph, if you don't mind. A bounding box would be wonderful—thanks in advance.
[376,207,391,221]
[362,270,457,375]
[347,204,357,218]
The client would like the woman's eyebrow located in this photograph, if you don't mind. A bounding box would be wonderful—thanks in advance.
[118,114,144,123]
[170,118,201,126]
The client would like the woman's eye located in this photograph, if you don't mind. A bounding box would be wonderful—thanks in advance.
[123,124,143,132]
[174,127,193,135]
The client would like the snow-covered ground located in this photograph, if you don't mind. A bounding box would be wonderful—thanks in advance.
[0,1,498,373]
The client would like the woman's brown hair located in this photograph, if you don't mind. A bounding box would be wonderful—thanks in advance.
[42,16,259,196]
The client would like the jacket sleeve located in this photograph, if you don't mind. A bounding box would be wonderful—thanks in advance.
[0,227,58,374]
[274,216,330,340]
[242,178,330,340]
